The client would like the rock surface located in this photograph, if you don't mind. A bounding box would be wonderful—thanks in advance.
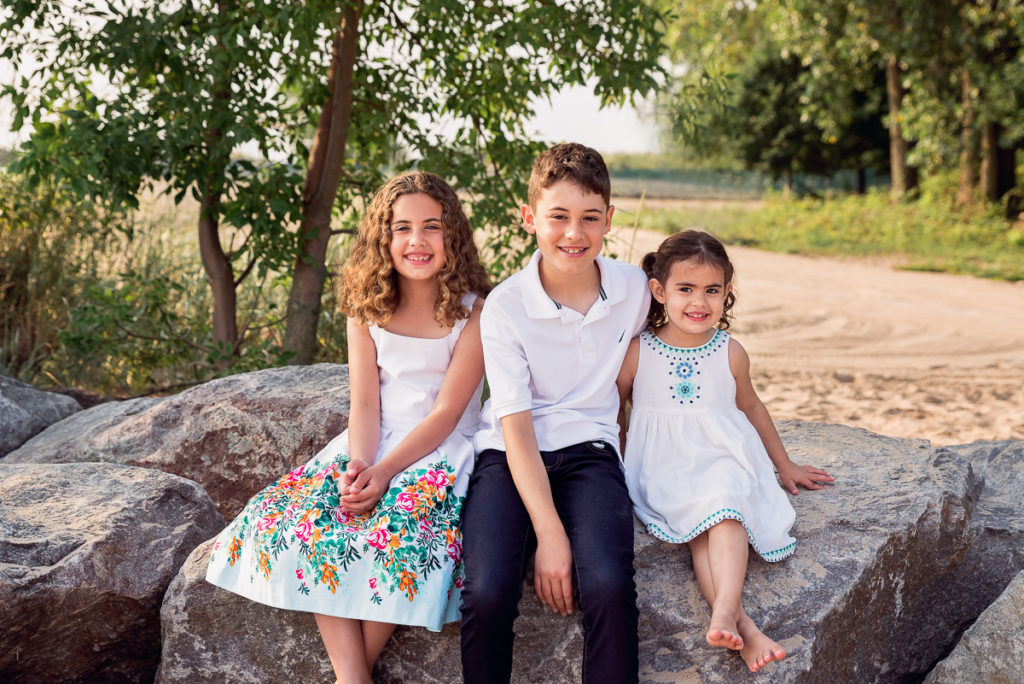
[0,375,80,457]
[158,535,584,684]
[0,462,224,683]
[158,423,1020,683]
[5,364,350,518]
[924,570,1024,684]
[941,441,1024,623]
[156,539,336,684]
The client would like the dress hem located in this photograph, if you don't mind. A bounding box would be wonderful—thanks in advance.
[644,507,796,562]
[204,574,457,632]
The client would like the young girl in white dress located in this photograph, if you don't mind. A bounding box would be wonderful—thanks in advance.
[206,171,490,683]
[615,230,834,674]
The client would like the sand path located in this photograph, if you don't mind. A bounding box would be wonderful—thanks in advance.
[606,221,1024,446]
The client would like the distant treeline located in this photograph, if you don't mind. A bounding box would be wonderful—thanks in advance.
[657,1,1024,206]
[609,166,890,200]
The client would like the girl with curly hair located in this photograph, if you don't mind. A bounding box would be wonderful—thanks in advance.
[207,171,490,683]
[615,230,833,673]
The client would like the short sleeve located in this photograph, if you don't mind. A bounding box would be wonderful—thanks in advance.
[630,269,652,337]
[479,295,533,419]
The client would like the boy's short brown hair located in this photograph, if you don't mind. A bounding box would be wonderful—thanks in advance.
[527,142,611,209]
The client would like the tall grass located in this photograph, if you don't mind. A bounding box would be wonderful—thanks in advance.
[632,181,1024,282]
[1,174,351,397]
[1,174,126,386]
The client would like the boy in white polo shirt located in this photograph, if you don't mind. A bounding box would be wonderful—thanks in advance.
[459,143,650,684]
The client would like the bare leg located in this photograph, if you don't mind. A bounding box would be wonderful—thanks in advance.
[314,613,372,684]
[361,620,397,674]
[690,530,741,649]
[688,531,716,606]
[705,520,748,649]
[688,527,786,671]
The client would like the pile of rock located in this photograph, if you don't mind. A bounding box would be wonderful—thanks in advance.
[0,375,80,457]
[0,462,223,681]
[5,364,351,518]
[2,366,1021,683]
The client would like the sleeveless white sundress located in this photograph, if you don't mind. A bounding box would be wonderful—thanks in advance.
[623,329,796,561]
[206,295,482,629]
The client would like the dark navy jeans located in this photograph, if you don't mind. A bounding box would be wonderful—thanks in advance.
[459,440,639,684]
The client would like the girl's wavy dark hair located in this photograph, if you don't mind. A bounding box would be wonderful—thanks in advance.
[640,230,736,330]
[338,171,491,327]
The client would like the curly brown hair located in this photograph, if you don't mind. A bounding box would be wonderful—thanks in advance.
[338,171,491,327]
[528,142,611,208]
[641,230,736,331]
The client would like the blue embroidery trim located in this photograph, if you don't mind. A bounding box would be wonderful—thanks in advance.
[646,507,796,563]
[644,329,729,405]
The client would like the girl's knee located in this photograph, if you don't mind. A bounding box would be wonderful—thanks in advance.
[709,518,747,538]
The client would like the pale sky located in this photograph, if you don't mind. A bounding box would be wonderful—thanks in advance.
[526,85,661,155]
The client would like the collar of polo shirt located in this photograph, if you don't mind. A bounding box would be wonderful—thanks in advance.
[520,250,628,319]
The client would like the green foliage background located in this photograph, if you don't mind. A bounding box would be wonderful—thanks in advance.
[0,170,350,394]
[3,0,1024,398]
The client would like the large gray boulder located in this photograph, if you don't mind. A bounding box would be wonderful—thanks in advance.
[156,539,335,684]
[158,423,1013,683]
[941,441,1024,621]
[0,462,224,683]
[5,364,350,518]
[158,538,582,684]
[0,375,80,457]
[924,570,1024,683]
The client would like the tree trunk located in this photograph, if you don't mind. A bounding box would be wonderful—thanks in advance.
[198,0,237,358]
[980,122,999,201]
[283,0,363,364]
[996,145,1016,197]
[956,68,980,206]
[856,168,867,195]
[885,56,915,198]
[198,190,237,352]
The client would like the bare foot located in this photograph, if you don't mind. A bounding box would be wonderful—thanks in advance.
[737,613,786,672]
[706,610,743,650]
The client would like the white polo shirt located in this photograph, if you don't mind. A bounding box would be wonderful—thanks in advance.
[474,250,651,455]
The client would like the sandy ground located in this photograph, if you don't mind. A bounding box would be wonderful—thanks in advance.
[605,214,1024,447]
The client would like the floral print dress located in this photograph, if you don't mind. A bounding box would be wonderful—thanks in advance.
[206,295,481,630]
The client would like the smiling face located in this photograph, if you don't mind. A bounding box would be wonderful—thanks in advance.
[650,258,732,347]
[522,180,613,281]
[388,192,446,284]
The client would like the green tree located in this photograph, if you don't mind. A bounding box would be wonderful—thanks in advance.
[776,0,1023,204]
[2,0,667,365]
[954,1,1023,203]
[657,0,777,160]
[660,1,889,189]
[770,0,959,197]
[0,170,127,383]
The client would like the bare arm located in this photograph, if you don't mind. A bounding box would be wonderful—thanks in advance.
[500,410,575,616]
[344,318,381,477]
[615,338,640,457]
[729,338,834,494]
[341,304,485,513]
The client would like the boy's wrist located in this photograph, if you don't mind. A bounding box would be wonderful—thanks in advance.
[532,516,568,542]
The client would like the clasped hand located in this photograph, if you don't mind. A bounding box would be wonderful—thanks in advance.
[339,459,389,514]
